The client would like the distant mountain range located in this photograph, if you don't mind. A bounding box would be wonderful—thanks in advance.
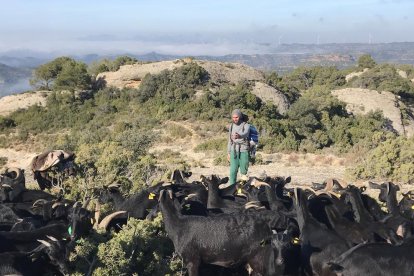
[0,63,32,97]
[1,42,414,96]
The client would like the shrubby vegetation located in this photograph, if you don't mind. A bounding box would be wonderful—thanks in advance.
[4,55,414,273]
[70,215,183,275]
[357,54,377,69]
[347,63,414,97]
[30,57,91,91]
[348,136,414,183]
[88,56,138,76]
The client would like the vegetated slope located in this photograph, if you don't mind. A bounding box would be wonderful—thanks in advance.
[332,88,414,136]
[2,57,414,185]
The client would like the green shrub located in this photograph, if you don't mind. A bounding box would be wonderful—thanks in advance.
[0,116,15,131]
[94,216,180,276]
[348,136,414,183]
[347,64,414,98]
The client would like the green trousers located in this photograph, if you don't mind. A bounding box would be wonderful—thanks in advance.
[229,151,249,185]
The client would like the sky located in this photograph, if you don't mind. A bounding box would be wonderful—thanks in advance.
[0,0,413,56]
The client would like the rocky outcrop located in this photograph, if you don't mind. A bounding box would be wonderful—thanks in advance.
[196,60,264,84]
[251,82,290,115]
[96,60,185,89]
[0,91,48,116]
[345,68,369,82]
[332,88,414,137]
[96,59,265,89]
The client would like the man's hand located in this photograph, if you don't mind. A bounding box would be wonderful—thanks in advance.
[231,133,240,139]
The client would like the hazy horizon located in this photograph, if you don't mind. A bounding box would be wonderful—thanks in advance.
[1,0,413,56]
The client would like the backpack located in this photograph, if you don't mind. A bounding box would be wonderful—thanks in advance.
[247,125,259,161]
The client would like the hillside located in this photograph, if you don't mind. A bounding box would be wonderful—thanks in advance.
[2,58,414,187]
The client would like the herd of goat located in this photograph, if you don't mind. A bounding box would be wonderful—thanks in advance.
[1,154,414,275]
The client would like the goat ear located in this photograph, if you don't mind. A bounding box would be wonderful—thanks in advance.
[285,176,291,184]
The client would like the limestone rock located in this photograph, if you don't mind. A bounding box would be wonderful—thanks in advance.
[332,88,414,137]
[251,82,290,115]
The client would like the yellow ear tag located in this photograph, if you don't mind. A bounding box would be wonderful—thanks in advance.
[411,205,414,210]
[148,193,155,200]
[292,237,300,244]
[237,188,243,195]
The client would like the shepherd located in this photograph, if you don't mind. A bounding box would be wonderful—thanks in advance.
[226,109,250,187]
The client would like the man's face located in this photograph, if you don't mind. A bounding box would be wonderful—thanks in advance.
[232,115,240,124]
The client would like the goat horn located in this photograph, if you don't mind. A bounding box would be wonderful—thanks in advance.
[162,182,172,187]
[98,211,127,230]
[37,239,52,247]
[5,167,22,180]
[46,235,58,242]
[108,183,121,188]
[1,184,12,188]
[245,204,260,209]
[32,199,48,207]
[184,193,197,200]
[82,198,91,209]
[72,202,80,208]
[254,180,271,188]
[245,201,261,206]
[327,191,341,198]
[314,191,332,197]
[294,188,299,205]
[305,187,318,194]
[387,182,391,195]
[94,201,101,228]
[52,202,64,209]
[325,178,334,191]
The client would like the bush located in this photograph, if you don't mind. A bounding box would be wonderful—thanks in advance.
[194,138,227,152]
[94,216,180,276]
[347,64,414,98]
[348,136,414,183]
[358,54,376,69]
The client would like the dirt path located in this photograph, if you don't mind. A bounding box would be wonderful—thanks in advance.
[150,121,348,185]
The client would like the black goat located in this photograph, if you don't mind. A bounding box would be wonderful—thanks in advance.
[0,167,25,201]
[379,182,414,239]
[98,182,162,220]
[0,237,70,276]
[399,190,414,219]
[323,239,414,276]
[159,189,280,276]
[344,185,401,244]
[295,188,350,275]
[0,223,69,253]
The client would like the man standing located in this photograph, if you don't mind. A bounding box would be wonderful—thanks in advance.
[227,109,250,186]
